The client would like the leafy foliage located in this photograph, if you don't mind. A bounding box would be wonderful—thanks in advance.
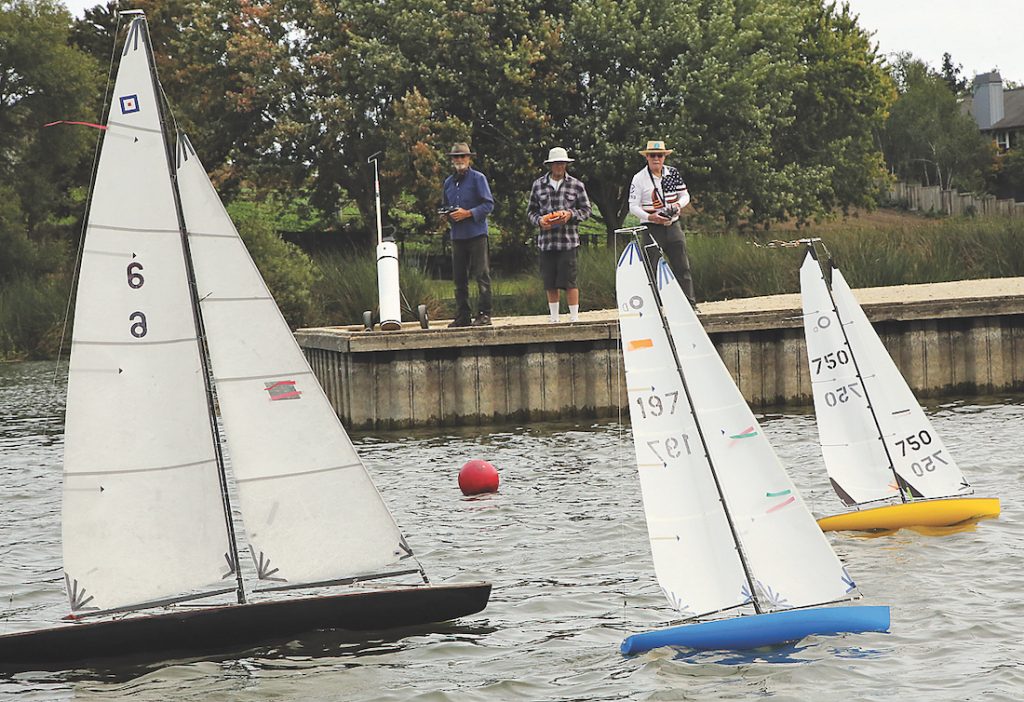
[880,55,992,192]
[228,201,320,329]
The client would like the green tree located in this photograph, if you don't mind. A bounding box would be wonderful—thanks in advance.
[881,55,991,191]
[0,0,100,230]
[287,0,573,245]
[566,0,894,237]
[71,0,302,196]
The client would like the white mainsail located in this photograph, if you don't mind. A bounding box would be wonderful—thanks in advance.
[62,18,233,612]
[616,244,749,617]
[799,250,898,504]
[829,267,970,499]
[175,135,413,587]
[656,259,854,610]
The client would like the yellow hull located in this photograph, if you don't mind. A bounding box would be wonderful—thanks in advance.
[817,497,1001,533]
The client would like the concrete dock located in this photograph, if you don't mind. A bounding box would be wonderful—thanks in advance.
[296,278,1024,429]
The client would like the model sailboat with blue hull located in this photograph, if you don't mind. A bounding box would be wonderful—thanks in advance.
[799,241,1000,531]
[0,12,488,672]
[615,236,888,655]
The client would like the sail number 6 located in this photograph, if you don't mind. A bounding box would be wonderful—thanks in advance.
[129,311,148,338]
[126,261,145,289]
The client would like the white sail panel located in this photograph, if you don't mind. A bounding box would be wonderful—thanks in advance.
[63,17,233,612]
[830,269,970,498]
[799,251,898,504]
[175,135,410,586]
[616,243,748,617]
[657,261,854,611]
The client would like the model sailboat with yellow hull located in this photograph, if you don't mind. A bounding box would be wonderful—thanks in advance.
[799,241,1000,532]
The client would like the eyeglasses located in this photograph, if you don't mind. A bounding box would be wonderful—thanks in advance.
[646,154,665,159]
[451,155,470,160]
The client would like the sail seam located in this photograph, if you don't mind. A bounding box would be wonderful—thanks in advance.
[65,458,216,477]
[235,462,362,483]
[214,370,314,383]
[72,337,196,346]
[202,296,275,303]
[106,119,163,134]
[88,224,180,234]
[188,231,239,239]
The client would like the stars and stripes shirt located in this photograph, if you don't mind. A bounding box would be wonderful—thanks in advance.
[526,173,593,251]
[628,165,690,224]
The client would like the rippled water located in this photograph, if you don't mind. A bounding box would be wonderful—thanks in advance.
[1,361,1022,701]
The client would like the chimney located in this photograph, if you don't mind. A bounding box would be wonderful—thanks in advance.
[972,71,1004,130]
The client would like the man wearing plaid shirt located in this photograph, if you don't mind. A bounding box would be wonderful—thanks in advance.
[527,147,592,323]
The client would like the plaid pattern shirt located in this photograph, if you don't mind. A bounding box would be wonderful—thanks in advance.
[526,173,592,251]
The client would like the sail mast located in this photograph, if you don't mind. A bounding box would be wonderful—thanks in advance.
[634,234,762,614]
[805,241,907,505]
[135,13,246,604]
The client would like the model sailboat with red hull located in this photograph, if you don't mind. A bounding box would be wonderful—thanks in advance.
[0,12,488,672]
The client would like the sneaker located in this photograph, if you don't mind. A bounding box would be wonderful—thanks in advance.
[448,316,472,328]
[549,316,560,324]
[471,313,492,327]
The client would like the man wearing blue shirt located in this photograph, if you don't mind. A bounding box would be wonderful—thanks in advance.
[441,142,495,327]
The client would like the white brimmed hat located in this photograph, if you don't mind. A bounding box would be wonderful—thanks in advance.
[544,147,575,164]
[639,140,673,155]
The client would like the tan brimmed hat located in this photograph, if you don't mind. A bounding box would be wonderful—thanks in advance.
[639,140,673,155]
[543,146,575,164]
[447,142,476,156]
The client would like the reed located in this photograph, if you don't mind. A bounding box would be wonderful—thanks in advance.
[312,251,447,326]
[0,276,69,361]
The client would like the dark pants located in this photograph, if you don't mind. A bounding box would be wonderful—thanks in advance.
[643,221,696,306]
[452,235,492,319]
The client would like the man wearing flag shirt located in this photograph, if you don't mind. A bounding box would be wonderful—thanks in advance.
[441,142,495,327]
[627,140,696,307]
[527,147,592,323]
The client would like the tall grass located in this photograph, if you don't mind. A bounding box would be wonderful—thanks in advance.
[313,251,448,325]
[0,276,69,360]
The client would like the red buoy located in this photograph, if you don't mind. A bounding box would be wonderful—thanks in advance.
[458,459,499,495]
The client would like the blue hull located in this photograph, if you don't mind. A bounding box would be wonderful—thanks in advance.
[621,605,890,655]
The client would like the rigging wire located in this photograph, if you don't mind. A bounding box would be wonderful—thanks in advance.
[53,12,127,385]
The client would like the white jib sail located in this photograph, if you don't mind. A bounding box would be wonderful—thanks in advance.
[175,135,411,587]
[830,268,971,499]
[62,18,234,612]
[800,250,899,505]
[657,260,856,611]
[616,242,749,617]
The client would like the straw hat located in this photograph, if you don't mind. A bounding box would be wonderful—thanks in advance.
[543,147,575,164]
[639,140,673,155]
[447,142,476,156]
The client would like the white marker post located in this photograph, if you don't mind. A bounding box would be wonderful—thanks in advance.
[368,152,401,331]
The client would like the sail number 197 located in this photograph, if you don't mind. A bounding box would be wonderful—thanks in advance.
[634,391,679,419]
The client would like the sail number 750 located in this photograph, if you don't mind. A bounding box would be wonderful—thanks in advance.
[634,391,679,419]
[811,349,850,375]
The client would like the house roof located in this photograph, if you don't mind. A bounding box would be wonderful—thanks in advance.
[989,87,1024,131]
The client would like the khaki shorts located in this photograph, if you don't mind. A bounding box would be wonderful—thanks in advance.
[539,248,578,290]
